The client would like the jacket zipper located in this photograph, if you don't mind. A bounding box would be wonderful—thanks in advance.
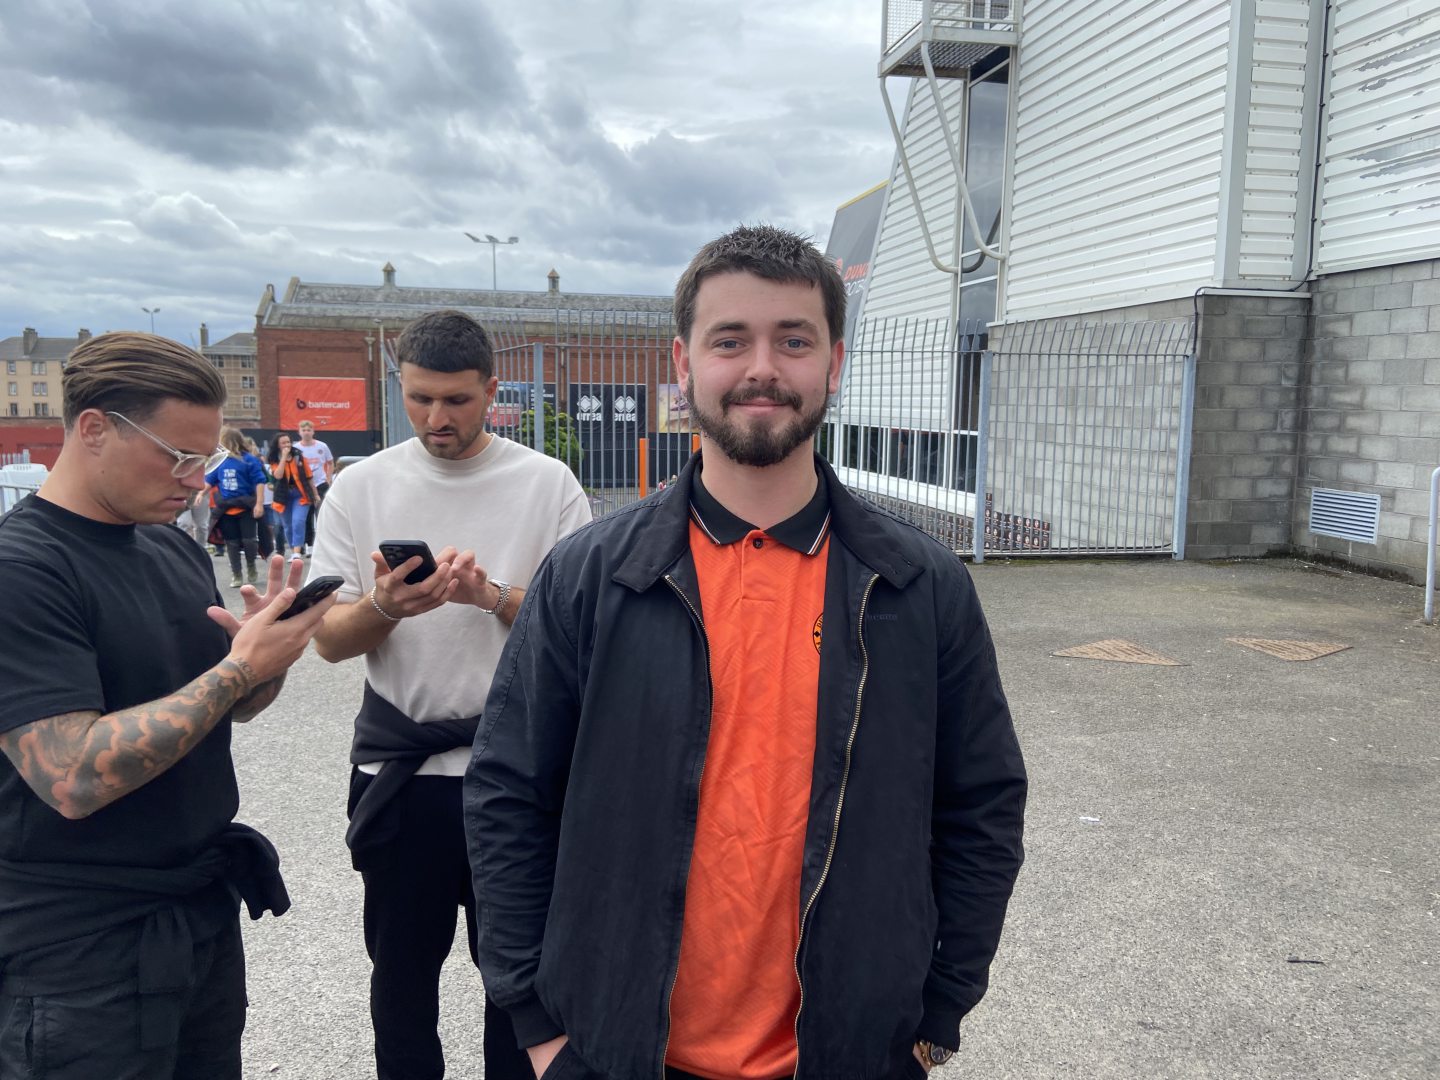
[659,573,714,1080]
[791,572,879,1078]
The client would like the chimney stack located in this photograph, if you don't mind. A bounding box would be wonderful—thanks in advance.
[22,328,37,355]
[547,268,560,295]
[383,262,396,288]
[200,323,209,349]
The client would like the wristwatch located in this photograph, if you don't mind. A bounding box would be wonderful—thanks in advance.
[478,579,511,616]
[916,1041,954,1069]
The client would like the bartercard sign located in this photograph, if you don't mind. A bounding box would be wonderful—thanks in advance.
[279,377,368,431]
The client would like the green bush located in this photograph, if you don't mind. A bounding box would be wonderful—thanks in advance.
[518,404,584,479]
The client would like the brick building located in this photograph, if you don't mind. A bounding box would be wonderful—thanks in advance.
[199,325,260,426]
[254,263,674,458]
[0,328,89,466]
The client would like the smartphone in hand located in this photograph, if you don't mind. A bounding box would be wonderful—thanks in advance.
[379,540,439,585]
[279,575,344,620]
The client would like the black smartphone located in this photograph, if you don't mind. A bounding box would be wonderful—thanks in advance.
[279,575,344,620]
[379,540,439,585]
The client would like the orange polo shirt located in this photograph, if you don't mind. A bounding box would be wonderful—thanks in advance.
[666,470,831,1080]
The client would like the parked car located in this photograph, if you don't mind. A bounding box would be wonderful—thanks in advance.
[489,382,533,433]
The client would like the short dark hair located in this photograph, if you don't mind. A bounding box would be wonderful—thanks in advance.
[62,332,226,429]
[396,309,494,378]
[674,224,846,346]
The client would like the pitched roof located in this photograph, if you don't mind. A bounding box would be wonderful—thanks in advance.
[0,335,83,362]
[259,273,673,332]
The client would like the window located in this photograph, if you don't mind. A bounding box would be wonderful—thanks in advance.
[240,357,256,369]
[32,382,47,396]
[240,376,255,389]
[5,361,14,375]
[33,403,50,417]
[242,395,257,409]
[31,361,46,375]
[5,403,17,416]
[6,382,15,396]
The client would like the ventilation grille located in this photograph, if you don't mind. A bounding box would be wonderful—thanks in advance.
[1309,488,1381,544]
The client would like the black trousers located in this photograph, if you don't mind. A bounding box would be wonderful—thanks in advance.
[351,770,530,1080]
[304,482,328,548]
[216,512,258,576]
[0,919,246,1080]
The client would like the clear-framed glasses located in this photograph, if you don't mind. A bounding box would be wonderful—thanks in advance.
[107,411,229,478]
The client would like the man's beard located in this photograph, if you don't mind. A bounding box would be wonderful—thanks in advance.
[419,422,485,460]
[687,376,827,468]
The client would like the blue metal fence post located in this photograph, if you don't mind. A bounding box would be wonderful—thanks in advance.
[973,349,991,563]
[1171,351,1198,559]
[532,342,545,454]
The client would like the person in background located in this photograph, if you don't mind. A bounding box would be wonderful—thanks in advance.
[309,309,591,1080]
[267,433,317,559]
[244,437,274,561]
[175,487,210,549]
[296,420,334,556]
[205,427,266,588]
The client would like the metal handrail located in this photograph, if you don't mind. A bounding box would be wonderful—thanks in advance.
[1425,465,1439,625]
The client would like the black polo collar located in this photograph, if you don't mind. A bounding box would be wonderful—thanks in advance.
[689,465,831,556]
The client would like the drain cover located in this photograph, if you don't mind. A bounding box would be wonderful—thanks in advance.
[1227,638,1351,661]
[1052,639,1185,666]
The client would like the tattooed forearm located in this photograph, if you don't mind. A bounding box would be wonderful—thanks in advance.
[0,659,253,819]
[233,673,286,723]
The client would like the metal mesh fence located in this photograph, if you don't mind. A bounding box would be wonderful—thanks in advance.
[380,309,1195,554]
[385,310,689,519]
[828,315,1195,557]
[985,319,1194,556]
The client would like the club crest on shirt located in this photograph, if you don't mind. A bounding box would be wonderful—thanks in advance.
[812,613,823,653]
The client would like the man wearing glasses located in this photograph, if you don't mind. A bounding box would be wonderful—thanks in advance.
[0,332,336,1079]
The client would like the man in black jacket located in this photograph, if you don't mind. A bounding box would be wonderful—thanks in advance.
[465,225,1026,1080]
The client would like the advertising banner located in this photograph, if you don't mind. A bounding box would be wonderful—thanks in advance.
[657,383,691,433]
[824,181,887,344]
[279,377,368,431]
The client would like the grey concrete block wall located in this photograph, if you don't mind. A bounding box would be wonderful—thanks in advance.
[1183,294,1308,561]
[974,264,1437,577]
[1294,258,1440,581]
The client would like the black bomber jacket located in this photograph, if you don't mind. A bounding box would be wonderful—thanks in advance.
[465,455,1027,1080]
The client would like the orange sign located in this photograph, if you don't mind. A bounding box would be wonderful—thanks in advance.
[279,377,368,431]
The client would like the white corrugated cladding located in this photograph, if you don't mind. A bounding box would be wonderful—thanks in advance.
[1238,0,1316,281]
[842,79,967,430]
[1004,0,1233,319]
[863,80,966,323]
[1315,0,1440,272]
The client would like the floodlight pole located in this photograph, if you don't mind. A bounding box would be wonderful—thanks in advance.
[464,233,520,290]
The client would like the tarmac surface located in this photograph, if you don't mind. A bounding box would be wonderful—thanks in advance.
[227,554,1440,1080]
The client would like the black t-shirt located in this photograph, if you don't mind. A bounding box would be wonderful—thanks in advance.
[0,495,238,869]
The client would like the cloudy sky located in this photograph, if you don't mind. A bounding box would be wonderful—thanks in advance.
[0,0,896,345]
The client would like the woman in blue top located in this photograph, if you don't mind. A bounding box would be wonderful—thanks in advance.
[204,426,267,587]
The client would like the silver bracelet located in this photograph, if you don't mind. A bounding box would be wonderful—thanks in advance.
[368,586,401,623]
[478,579,511,616]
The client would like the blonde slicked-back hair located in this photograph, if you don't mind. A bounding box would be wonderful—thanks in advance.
[62,332,226,429]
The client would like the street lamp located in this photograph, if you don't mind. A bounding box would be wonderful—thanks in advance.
[463,233,519,291]
[141,306,161,334]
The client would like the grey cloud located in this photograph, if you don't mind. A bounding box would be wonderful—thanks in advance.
[0,0,525,167]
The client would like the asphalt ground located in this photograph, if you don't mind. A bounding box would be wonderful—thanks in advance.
[226,554,1439,1080]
